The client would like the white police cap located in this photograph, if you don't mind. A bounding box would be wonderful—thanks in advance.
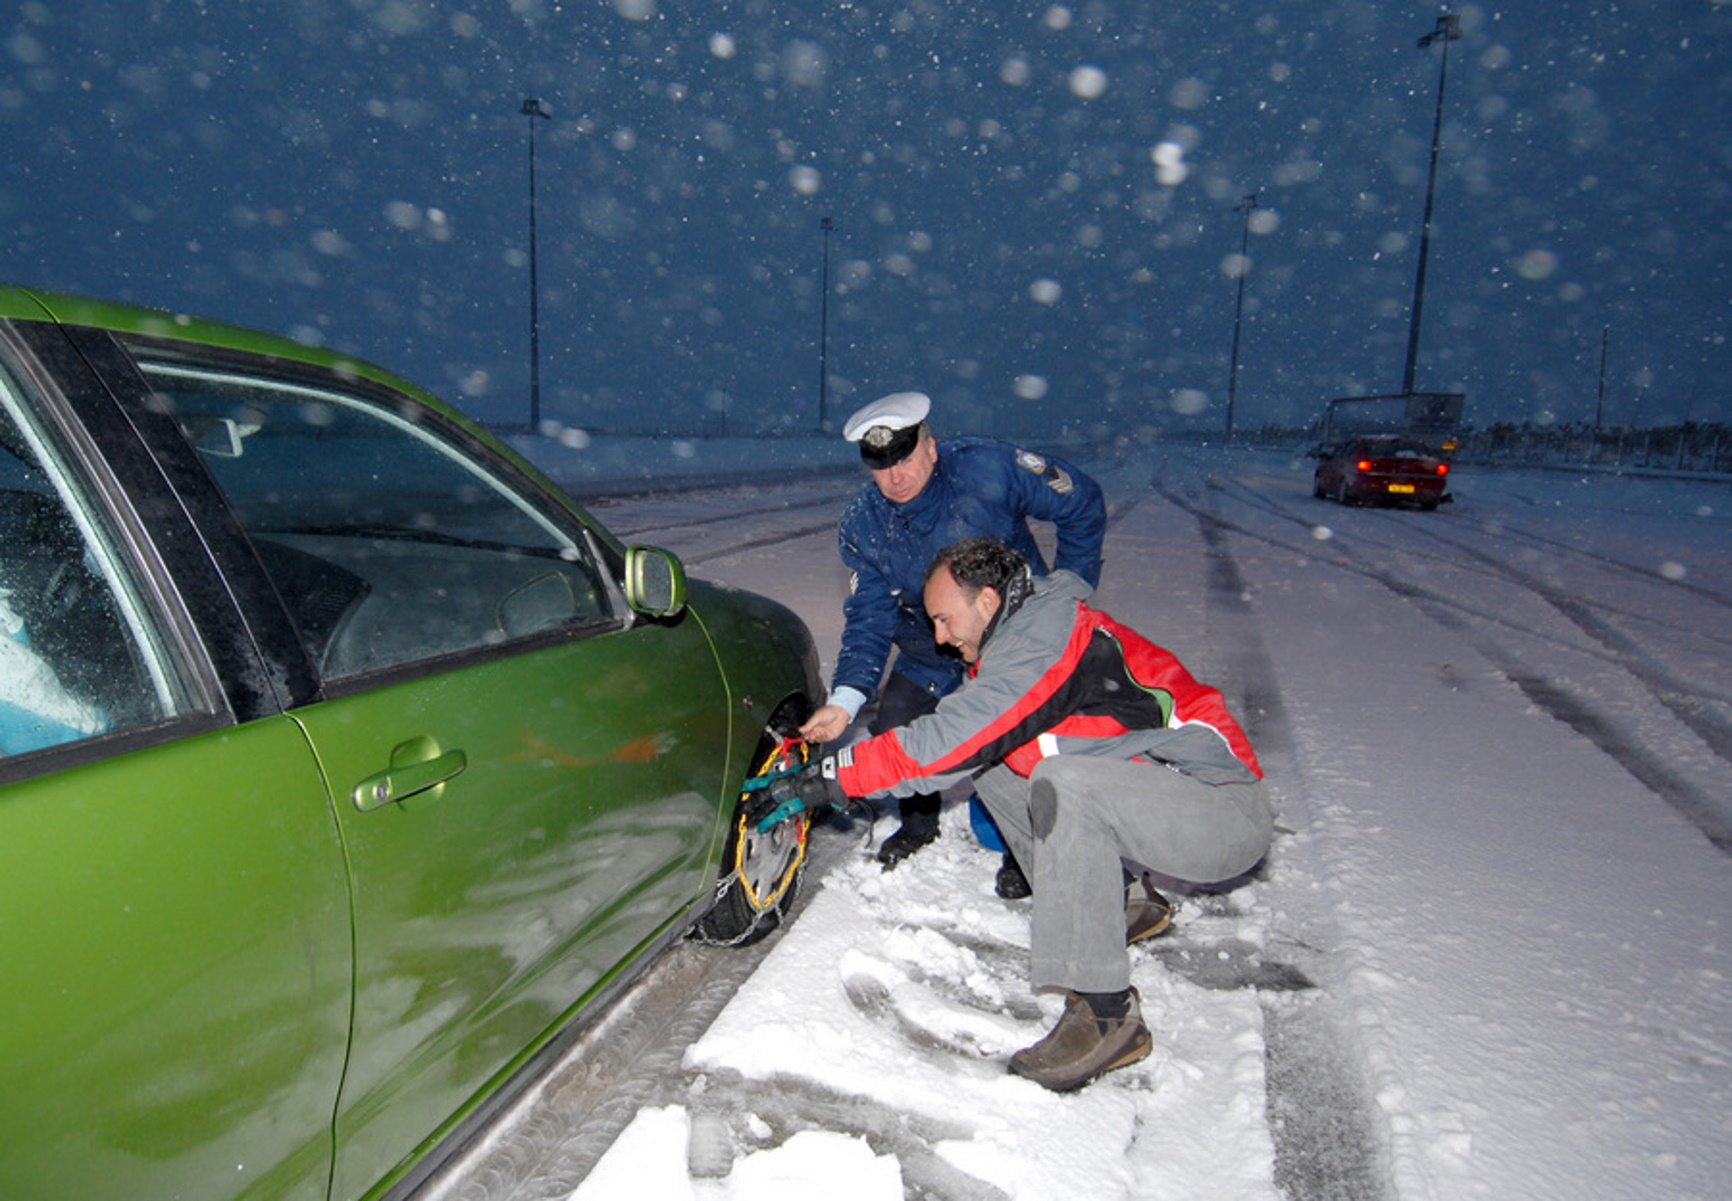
[843,392,930,468]
[842,391,931,442]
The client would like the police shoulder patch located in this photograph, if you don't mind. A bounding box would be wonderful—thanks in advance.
[1018,448,1074,493]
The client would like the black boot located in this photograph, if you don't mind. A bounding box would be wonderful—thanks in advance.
[995,852,1032,899]
[878,794,941,868]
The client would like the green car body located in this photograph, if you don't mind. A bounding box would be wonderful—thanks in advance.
[0,287,821,1199]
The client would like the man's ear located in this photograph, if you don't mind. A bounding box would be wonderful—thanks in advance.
[978,585,1003,620]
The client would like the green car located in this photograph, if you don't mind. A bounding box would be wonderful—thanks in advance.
[0,287,821,1199]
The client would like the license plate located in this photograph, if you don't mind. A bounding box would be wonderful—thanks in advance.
[1387,483,1416,493]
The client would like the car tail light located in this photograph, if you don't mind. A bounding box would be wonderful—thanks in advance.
[1436,463,1449,476]
[1356,459,1372,471]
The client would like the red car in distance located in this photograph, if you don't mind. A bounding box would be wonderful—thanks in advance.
[1312,435,1452,510]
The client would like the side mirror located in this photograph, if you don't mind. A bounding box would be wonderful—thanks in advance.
[623,545,687,617]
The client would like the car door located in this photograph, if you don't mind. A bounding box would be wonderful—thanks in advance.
[0,321,352,1201]
[110,340,734,1199]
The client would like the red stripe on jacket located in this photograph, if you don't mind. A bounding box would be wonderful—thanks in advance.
[838,601,1262,796]
[838,611,1100,797]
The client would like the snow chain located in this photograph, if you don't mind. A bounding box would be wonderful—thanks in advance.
[690,732,811,947]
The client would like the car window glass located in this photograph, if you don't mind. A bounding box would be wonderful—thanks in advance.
[134,359,615,680]
[0,369,192,756]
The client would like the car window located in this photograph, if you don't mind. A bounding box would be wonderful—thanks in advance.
[132,358,616,680]
[0,366,194,756]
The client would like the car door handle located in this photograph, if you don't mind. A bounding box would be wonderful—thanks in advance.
[352,743,467,812]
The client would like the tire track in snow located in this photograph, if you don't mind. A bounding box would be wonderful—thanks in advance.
[1446,509,1732,616]
[1177,484,1395,1201]
[595,481,856,540]
[1370,516,1732,766]
[1177,479,1732,856]
[1221,476,1732,823]
[1211,477,1732,659]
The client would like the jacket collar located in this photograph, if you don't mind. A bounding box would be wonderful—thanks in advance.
[977,565,1036,656]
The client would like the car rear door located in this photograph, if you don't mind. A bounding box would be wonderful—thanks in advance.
[107,339,734,1200]
[0,320,352,1200]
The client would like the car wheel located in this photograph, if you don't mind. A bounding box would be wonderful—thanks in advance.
[691,718,812,947]
[1419,499,1439,512]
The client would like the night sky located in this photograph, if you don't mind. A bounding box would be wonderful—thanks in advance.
[6,1,1728,439]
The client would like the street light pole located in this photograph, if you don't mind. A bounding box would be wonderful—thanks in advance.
[1595,324,1609,432]
[1402,12,1462,397]
[817,216,834,432]
[521,97,551,433]
[1591,323,1611,465]
[1225,193,1258,439]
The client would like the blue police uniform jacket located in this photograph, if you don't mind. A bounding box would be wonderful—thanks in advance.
[832,435,1105,703]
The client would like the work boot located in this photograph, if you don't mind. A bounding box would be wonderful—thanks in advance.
[995,852,1032,900]
[1125,873,1174,945]
[1009,989,1152,1092]
[876,811,939,868]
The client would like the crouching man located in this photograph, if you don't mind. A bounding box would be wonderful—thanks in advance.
[778,535,1272,1091]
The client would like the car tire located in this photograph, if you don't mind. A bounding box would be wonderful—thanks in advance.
[691,716,813,947]
[1419,499,1439,512]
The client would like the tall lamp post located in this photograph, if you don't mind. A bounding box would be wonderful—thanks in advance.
[1402,12,1462,397]
[1225,193,1258,439]
[1591,323,1610,464]
[1595,324,1610,432]
[817,216,834,432]
[521,97,551,433]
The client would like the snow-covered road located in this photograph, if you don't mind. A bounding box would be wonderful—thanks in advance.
[426,444,1731,1201]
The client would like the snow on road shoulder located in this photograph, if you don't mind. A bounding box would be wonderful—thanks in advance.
[1235,468,1732,1201]
[572,808,1279,1200]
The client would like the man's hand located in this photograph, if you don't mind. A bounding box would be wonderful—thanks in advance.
[799,704,852,743]
[760,759,848,828]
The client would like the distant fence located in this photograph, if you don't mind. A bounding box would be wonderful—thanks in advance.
[1450,426,1730,475]
[1188,424,1732,480]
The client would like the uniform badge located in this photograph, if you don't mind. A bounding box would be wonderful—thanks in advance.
[1018,449,1073,494]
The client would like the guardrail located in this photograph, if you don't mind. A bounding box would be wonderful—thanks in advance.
[1449,427,1730,476]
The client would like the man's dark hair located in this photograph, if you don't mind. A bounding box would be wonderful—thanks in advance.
[925,535,1026,598]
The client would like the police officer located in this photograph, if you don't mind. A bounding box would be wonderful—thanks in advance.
[799,391,1106,890]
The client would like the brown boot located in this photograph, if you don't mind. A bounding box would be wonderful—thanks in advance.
[1008,990,1152,1092]
[1125,873,1174,945]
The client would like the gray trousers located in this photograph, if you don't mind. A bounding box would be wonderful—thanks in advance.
[974,757,1273,993]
